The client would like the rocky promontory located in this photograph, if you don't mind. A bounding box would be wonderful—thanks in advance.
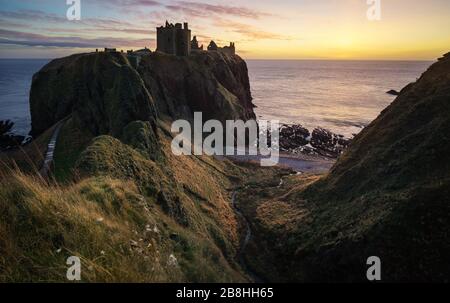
[30,50,256,139]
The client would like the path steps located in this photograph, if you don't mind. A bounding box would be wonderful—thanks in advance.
[39,122,64,179]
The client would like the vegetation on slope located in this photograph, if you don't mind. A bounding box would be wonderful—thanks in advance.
[0,116,289,282]
[237,53,450,282]
[0,170,238,282]
[1,50,269,282]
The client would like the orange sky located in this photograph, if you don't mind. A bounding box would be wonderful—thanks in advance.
[0,0,449,59]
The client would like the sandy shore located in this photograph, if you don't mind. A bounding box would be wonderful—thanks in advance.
[220,151,335,174]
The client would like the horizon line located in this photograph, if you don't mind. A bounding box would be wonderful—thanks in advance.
[0,56,436,62]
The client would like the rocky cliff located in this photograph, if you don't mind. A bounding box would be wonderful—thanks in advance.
[29,51,255,138]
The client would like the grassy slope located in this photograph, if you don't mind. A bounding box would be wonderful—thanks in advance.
[238,53,450,282]
[53,117,94,182]
[0,50,282,282]
[0,117,289,282]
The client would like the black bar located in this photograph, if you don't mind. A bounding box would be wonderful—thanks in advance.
[0,283,444,302]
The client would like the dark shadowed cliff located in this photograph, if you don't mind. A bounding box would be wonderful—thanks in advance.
[238,52,450,282]
[29,51,255,138]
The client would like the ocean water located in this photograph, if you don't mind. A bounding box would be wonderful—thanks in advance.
[0,59,432,137]
[0,59,49,135]
[247,60,433,137]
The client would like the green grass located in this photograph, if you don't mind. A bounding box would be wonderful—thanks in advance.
[1,126,285,282]
[0,168,252,282]
[53,118,93,182]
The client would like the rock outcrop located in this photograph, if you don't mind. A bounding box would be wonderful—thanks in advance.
[0,120,25,150]
[386,89,400,96]
[310,127,350,157]
[279,124,351,158]
[29,51,255,139]
[29,53,158,139]
[138,51,255,123]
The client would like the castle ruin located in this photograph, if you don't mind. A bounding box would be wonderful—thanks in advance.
[156,21,191,56]
[156,21,235,56]
[207,41,235,56]
[191,36,203,51]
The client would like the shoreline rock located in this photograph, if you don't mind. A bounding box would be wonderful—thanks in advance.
[279,123,352,158]
[0,120,26,150]
[386,89,400,96]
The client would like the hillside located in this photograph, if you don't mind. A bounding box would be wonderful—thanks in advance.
[237,52,450,282]
[1,50,288,282]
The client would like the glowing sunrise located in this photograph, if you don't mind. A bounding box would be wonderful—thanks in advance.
[0,0,449,59]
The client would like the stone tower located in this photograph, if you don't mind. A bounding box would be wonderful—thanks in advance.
[156,21,191,56]
[191,36,203,51]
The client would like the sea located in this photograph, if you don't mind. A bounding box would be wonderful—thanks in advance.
[0,59,432,137]
[247,60,432,137]
[0,59,49,136]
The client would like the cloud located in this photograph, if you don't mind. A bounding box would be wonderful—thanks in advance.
[0,9,66,23]
[0,29,152,48]
[213,19,292,41]
[164,1,271,19]
[0,3,283,53]
[45,27,155,35]
[0,9,140,28]
[99,0,161,7]
[0,9,155,36]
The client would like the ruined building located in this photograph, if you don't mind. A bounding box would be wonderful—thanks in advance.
[207,41,235,56]
[156,21,236,56]
[156,21,191,56]
[191,36,203,51]
[207,40,218,51]
[220,42,235,56]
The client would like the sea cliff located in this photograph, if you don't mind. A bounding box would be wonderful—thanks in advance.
[29,51,255,138]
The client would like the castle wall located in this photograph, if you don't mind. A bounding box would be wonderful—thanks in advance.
[156,22,191,56]
[157,22,235,56]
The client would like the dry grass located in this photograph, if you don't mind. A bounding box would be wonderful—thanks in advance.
[0,117,292,283]
[0,163,250,282]
[0,168,183,282]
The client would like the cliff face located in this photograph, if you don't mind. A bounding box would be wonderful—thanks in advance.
[138,51,255,122]
[29,53,157,138]
[29,51,255,138]
[239,52,450,282]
